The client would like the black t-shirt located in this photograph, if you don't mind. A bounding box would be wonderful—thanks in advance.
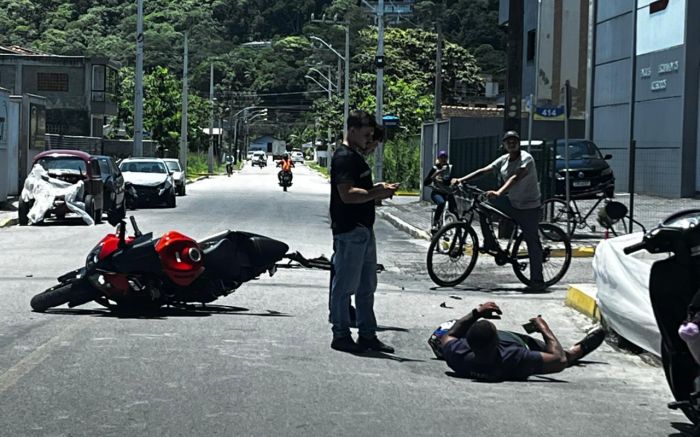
[330,145,374,235]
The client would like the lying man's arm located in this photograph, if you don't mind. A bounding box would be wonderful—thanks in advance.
[531,316,568,374]
[440,301,502,347]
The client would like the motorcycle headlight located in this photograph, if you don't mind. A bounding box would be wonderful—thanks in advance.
[85,243,103,269]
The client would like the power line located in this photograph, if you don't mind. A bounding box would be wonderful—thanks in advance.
[221,90,328,97]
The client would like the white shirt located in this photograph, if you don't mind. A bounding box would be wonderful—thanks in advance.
[489,151,541,209]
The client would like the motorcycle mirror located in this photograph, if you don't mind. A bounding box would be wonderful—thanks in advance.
[129,216,143,238]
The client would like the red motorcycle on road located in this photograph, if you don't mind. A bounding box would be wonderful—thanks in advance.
[30,216,330,312]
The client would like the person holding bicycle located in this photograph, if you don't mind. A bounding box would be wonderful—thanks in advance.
[424,150,457,234]
[452,130,545,290]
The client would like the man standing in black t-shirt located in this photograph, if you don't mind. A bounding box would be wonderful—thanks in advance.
[329,110,399,353]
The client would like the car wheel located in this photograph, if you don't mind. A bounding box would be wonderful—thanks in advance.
[85,195,96,224]
[179,184,186,196]
[18,199,32,226]
[604,186,615,198]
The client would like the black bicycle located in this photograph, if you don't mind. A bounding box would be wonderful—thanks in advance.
[540,194,646,237]
[426,185,572,288]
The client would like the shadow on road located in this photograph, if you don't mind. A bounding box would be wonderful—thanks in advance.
[39,304,292,319]
[445,371,570,383]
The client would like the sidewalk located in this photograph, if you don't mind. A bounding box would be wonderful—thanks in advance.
[0,196,18,228]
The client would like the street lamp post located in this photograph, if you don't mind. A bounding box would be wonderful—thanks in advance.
[309,31,350,139]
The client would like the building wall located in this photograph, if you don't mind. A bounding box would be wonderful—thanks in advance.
[592,1,635,193]
[592,0,697,197]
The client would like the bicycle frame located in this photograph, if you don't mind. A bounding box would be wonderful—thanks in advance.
[454,185,524,266]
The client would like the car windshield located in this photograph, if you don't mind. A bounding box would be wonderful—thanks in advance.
[120,161,167,174]
[164,161,181,172]
[37,158,86,175]
[555,141,602,160]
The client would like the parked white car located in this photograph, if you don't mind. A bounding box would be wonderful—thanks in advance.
[291,151,304,163]
[118,158,176,208]
[162,158,186,196]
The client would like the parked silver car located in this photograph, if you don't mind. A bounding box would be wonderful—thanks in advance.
[162,158,186,196]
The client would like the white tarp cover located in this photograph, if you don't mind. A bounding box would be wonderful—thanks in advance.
[20,164,94,225]
[593,232,669,357]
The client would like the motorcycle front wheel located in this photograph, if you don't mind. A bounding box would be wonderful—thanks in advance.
[30,280,97,312]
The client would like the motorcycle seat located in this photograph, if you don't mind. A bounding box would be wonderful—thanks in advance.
[203,238,236,275]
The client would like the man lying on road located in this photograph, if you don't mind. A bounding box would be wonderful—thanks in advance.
[429,302,605,381]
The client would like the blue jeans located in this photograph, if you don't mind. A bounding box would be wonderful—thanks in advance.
[431,191,457,227]
[330,227,377,339]
[480,201,544,283]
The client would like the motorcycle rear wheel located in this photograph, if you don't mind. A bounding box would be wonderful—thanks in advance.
[30,281,96,312]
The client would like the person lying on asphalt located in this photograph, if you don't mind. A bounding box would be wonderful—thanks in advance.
[430,301,605,381]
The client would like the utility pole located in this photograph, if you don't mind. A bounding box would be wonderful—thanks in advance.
[208,63,214,174]
[374,0,385,182]
[504,0,524,134]
[433,4,443,159]
[133,0,144,157]
[179,31,188,173]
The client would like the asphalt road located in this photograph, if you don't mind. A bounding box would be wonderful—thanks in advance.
[0,160,687,436]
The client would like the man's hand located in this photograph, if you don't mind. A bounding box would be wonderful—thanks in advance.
[373,182,399,200]
[450,178,462,186]
[530,316,551,333]
[485,190,501,198]
[477,301,502,319]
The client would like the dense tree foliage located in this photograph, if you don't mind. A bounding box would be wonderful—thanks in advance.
[0,0,504,187]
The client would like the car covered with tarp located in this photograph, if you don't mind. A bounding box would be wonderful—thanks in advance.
[19,150,104,226]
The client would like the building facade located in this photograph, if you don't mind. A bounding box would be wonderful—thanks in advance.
[590,0,700,197]
[0,46,119,138]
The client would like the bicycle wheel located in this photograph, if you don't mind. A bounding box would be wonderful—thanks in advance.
[540,198,576,237]
[426,222,479,287]
[512,223,571,287]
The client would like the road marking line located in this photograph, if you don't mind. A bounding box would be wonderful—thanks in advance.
[0,319,90,394]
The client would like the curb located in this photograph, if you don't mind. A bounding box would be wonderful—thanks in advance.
[376,210,432,240]
[0,217,18,228]
[565,283,601,321]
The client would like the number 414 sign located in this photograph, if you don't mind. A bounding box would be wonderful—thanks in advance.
[534,105,565,121]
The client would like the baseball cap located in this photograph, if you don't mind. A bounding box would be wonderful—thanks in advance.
[438,150,448,158]
[502,130,520,141]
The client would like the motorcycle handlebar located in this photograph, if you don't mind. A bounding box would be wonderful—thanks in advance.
[623,241,646,255]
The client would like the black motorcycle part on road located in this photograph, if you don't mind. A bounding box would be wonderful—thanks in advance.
[31,279,99,312]
[649,257,700,424]
[199,231,289,282]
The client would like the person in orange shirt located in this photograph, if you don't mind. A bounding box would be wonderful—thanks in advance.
[277,153,295,184]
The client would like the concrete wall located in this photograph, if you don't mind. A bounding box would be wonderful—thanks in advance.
[0,89,9,202]
[592,0,698,197]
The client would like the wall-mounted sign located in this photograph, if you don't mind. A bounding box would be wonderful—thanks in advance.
[651,79,668,91]
[658,61,679,74]
[640,67,652,78]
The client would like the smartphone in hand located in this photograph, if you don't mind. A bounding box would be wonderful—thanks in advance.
[522,321,538,334]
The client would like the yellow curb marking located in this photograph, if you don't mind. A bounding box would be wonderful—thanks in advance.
[565,285,601,321]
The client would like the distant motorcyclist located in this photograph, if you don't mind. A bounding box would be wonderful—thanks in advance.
[277,153,295,184]
[225,154,234,177]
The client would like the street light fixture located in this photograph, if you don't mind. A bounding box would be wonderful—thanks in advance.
[308,31,350,140]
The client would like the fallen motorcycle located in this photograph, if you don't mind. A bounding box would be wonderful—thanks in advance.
[30,215,335,313]
[624,209,700,431]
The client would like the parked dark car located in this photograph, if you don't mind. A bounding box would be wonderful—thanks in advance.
[19,150,104,225]
[524,139,615,199]
[94,155,126,220]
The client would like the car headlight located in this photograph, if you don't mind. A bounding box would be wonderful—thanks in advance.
[601,167,613,176]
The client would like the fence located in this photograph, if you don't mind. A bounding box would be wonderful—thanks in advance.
[46,134,157,158]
